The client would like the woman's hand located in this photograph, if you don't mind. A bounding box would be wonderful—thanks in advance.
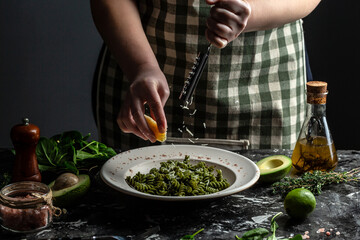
[117,64,169,142]
[205,0,251,48]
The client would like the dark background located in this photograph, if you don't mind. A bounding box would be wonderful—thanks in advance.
[0,1,359,150]
[302,1,360,150]
[0,1,102,147]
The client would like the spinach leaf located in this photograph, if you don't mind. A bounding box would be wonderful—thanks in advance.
[36,131,116,175]
[181,213,303,240]
[290,235,303,240]
[36,137,58,166]
[235,228,269,240]
[180,228,204,239]
[38,164,58,172]
[235,213,300,240]
[267,212,282,240]
[76,150,97,160]
[281,234,303,240]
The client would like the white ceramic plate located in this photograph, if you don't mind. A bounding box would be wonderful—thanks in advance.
[100,145,260,201]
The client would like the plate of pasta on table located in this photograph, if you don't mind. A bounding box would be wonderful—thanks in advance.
[100,144,260,201]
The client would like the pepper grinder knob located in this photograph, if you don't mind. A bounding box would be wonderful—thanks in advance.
[10,118,42,183]
[22,117,30,125]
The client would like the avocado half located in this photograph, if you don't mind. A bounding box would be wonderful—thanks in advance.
[49,174,90,207]
[256,155,292,183]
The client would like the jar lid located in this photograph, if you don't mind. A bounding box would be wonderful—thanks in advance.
[306,81,328,104]
[0,181,50,208]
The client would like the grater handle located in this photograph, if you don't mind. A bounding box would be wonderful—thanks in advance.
[179,44,211,108]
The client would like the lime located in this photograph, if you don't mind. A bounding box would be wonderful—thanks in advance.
[284,188,316,219]
[49,174,90,207]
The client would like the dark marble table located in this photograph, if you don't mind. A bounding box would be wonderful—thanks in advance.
[0,149,359,240]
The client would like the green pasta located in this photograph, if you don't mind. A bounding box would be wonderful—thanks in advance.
[125,155,230,196]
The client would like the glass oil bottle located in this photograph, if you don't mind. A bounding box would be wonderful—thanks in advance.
[291,81,338,173]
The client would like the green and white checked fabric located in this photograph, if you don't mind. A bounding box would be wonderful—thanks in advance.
[95,0,306,151]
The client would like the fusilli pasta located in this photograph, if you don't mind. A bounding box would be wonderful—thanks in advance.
[125,155,230,196]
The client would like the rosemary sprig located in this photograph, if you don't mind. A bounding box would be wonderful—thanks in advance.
[272,167,360,196]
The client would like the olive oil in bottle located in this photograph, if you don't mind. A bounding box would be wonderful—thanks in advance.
[291,81,338,173]
[292,137,337,172]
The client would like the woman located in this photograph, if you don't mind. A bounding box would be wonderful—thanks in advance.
[90,0,321,151]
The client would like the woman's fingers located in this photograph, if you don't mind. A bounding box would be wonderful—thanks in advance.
[206,0,251,48]
[205,29,228,48]
[117,109,149,141]
[116,66,169,142]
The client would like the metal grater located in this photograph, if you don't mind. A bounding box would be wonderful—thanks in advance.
[179,44,211,108]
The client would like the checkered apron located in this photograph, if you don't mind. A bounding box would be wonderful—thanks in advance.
[94,0,306,151]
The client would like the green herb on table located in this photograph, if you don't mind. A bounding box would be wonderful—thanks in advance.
[180,228,204,239]
[272,168,360,196]
[267,212,281,240]
[235,227,269,240]
[181,213,302,240]
[235,212,302,240]
[35,130,116,175]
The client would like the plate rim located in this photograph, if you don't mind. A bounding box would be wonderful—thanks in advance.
[100,144,260,201]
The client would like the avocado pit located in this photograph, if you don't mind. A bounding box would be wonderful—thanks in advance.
[52,173,79,191]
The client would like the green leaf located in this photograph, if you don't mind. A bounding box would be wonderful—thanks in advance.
[103,146,117,157]
[52,131,83,150]
[237,228,269,240]
[88,143,100,154]
[66,144,76,164]
[180,229,204,240]
[79,141,99,154]
[36,137,57,166]
[38,164,58,172]
[267,233,277,240]
[54,147,69,165]
[36,130,117,175]
[64,161,79,175]
[267,212,282,240]
[270,213,282,230]
[180,236,193,240]
[61,130,83,142]
[82,132,91,141]
[290,235,303,240]
[76,150,97,160]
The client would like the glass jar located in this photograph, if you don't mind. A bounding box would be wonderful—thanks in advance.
[0,181,54,233]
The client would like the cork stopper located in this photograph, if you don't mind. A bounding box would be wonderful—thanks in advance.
[306,81,328,104]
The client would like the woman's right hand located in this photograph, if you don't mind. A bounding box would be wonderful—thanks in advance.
[117,64,170,142]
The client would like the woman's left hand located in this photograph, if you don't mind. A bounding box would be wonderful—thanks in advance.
[205,0,251,48]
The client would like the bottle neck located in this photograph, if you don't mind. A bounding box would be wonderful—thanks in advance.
[307,103,326,117]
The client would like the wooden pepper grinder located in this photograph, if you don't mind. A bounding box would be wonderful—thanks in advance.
[11,118,42,182]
